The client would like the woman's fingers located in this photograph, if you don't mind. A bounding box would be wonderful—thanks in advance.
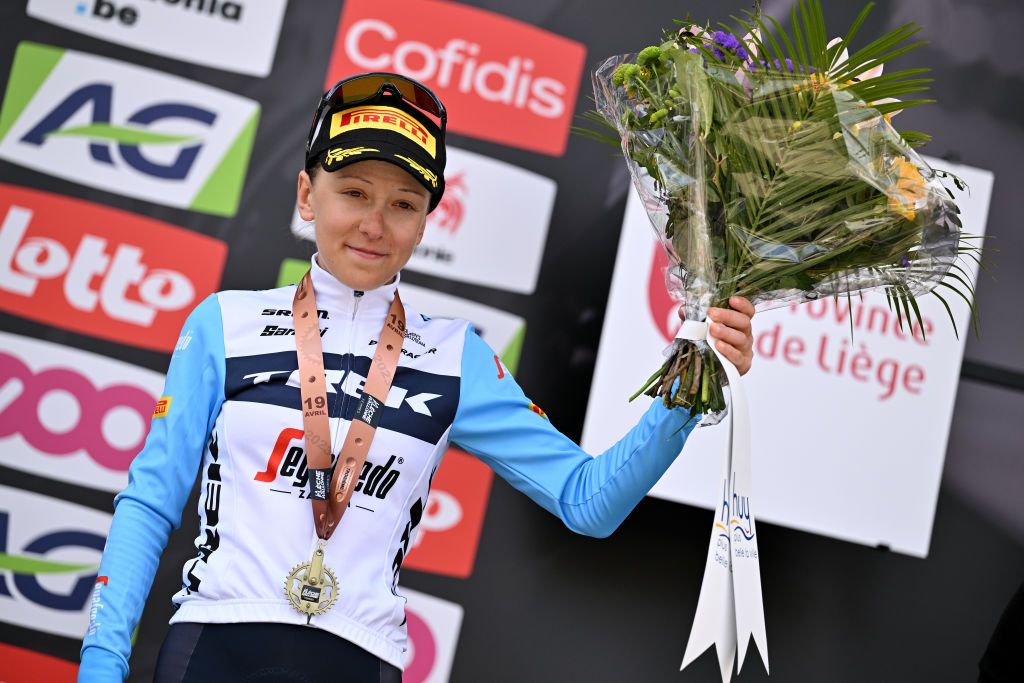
[709,321,748,348]
[707,306,752,333]
[714,339,750,373]
[728,295,756,318]
[675,296,755,375]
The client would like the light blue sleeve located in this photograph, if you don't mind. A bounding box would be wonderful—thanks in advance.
[78,294,226,682]
[449,327,699,538]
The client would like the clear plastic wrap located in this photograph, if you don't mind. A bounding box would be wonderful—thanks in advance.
[592,28,961,419]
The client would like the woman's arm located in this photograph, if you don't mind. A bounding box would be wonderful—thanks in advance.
[448,300,754,538]
[78,294,226,682]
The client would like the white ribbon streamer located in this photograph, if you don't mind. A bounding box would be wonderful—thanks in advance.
[677,321,769,682]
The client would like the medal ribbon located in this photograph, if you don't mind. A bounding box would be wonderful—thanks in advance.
[676,320,769,683]
[292,269,405,541]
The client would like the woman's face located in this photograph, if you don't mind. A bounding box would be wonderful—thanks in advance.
[297,159,431,291]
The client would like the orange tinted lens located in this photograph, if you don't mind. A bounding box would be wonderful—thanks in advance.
[336,75,441,117]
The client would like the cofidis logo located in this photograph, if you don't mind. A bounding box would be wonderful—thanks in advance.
[0,42,260,216]
[27,0,287,77]
[0,486,108,639]
[0,184,227,351]
[0,331,165,493]
[327,0,586,156]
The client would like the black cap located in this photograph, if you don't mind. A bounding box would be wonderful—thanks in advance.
[306,90,446,211]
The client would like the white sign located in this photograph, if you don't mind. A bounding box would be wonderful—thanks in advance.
[293,146,556,294]
[581,158,994,557]
[0,42,260,217]
[0,332,164,492]
[402,588,464,683]
[400,283,526,370]
[0,485,110,639]
[27,0,288,77]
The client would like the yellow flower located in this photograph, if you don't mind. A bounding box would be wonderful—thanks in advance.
[887,157,926,221]
[794,72,831,93]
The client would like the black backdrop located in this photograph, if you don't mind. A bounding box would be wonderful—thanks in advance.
[1,0,1022,681]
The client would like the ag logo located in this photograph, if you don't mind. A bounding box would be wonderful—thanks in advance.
[0,42,260,216]
[0,486,108,639]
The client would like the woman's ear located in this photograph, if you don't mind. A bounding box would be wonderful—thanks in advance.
[297,169,316,222]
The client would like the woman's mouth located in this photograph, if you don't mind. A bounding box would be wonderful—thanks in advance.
[347,245,386,260]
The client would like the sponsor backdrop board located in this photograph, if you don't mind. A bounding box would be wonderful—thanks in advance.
[0,485,108,640]
[0,184,228,351]
[581,159,994,557]
[402,588,464,683]
[27,0,288,77]
[0,2,1021,682]
[0,42,259,216]
[0,331,164,493]
[325,0,586,156]
[0,642,79,682]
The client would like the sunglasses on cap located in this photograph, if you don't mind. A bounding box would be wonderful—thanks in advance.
[305,72,447,155]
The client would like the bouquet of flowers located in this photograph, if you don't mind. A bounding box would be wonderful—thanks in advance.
[585,0,977,419]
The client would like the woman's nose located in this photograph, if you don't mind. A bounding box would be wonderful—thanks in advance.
[359,208,384,238]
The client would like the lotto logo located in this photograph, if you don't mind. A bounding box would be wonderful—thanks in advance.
[326,0,586,156]
[0,184,226,351]
[403,447,492,579]
[0,42,260,215]
[0,331,164,493]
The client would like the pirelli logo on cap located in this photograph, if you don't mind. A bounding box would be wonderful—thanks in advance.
[153,396,172,418]
[330,106,436,158]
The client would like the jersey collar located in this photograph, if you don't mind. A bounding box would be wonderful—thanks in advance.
[308,254,401,318]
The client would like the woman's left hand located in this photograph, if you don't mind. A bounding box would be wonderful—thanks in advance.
[678,296,756,375]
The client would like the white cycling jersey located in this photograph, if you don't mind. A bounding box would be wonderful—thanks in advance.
[79,255,699,681]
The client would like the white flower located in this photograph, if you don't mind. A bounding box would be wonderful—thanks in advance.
[827,37,903,125]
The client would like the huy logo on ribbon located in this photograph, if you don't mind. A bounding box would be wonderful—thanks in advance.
[327,0,586,156]
[0,42,260,215]
[0,184,227,351]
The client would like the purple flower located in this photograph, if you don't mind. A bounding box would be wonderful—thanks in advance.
[899,255,911,267]
[710,45,725,60]
[714,31,741,51]
[736,47,750,61]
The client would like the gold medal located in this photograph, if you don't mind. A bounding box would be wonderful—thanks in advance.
[284,542,338,620]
